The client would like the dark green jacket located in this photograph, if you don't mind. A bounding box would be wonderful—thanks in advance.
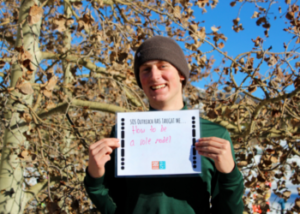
[84,106,244,214]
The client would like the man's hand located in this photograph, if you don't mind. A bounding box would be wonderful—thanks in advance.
[195,137,235,173]
[88,138,120,178]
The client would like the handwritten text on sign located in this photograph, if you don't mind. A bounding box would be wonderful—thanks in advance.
[116,110,201,177]
[129,118,181,146]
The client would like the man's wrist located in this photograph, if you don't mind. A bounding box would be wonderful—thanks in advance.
[218,164,243,184]
[85,167,105,187]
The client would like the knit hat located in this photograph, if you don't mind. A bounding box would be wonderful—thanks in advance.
[134,36,189,88]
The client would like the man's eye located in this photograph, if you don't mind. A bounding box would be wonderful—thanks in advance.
[142,68,150,72]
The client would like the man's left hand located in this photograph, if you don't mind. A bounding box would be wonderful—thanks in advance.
[195,137,235,173]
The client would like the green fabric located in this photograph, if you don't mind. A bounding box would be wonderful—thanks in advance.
[84,106,244,214]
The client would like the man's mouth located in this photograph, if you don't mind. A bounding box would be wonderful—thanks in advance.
[151,84,167,90]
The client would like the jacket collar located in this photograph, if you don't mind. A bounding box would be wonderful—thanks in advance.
[149,102,187,111]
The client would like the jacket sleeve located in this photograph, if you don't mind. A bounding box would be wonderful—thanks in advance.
[84,169,117,214]
[211,130,244,214]
[84,126,126,214]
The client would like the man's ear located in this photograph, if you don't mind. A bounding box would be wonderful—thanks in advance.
[179,74,185,81]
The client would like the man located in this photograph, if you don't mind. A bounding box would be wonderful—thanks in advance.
[84,36,244,214]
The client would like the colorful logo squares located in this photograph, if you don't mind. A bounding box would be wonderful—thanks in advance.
[152,161,166,170]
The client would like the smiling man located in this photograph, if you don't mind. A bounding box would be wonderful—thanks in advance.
[84,36,244,214]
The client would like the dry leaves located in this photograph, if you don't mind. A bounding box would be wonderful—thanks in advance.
[0,60,5,69]
[46,100,56,109]
[45,76,59,91]
[251,11,259,18]
[78,13,94,32]
[46,201,61,214]
[211,26,219,32]
[20,112,32,123]
[173,6,181,19]
[15,78,34,95]
[18,150,37,163]
[28,5,43,25]
[52,16,67,32]
[218,42,224,49]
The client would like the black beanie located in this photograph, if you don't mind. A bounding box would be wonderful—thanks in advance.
[134,36,189,89]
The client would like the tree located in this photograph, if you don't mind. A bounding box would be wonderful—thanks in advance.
[0,0,299,213]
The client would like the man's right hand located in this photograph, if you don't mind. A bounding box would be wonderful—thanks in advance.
[88,138,120,178]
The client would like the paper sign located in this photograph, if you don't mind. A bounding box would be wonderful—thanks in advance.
[116,110,201,177]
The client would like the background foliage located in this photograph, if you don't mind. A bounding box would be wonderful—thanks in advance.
[0,0,300,213]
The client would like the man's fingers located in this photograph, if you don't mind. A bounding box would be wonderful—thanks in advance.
[198,151,219,161]
[196,137,230,150]
[94,146,113,160]
[89,138,120,154]
[197,146,222,154]
[89,138,119,150]
[89,139,120,161]
[199,137,226,144]
[196,141,224,149]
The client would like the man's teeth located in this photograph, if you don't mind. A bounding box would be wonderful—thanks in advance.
[151,84,166,90]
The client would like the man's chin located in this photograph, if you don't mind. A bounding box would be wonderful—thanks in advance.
[149,96,168,105]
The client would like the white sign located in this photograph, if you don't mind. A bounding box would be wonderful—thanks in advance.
[116,110,201,177]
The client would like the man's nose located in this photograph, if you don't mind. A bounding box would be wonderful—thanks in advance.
[149,66,161,80]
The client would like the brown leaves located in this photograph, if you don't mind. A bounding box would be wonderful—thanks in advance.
[196,0,209,8]
[28,5,43,25]
[15,47,35,72]
[237,161,248,167]
[232,18,244,32]
[45,76,59,91]
[52,16,67,32]
[294,77,300,88]
[230,1,236,7]
[15,78,34,95]
[18,150,37,163]
[173,6,181,19]
[251,11,259,19]
[291,118,300,129]
[282,190,292,198]
[197,55,207,67]
[45,100,56,110]
[19,112,32,123]
[41,76,59,98]
[233,17,239,26]
[252,36,263,47]
[211,26,219,32]
[248,85,257,93]
[0,60,5,69]
[272,109,281,118]
[188,23,198,35]
[245,177,257,188]
[90,31,102,43]
[218,42,224,49]
[78,14,94,32]
[256,17,271,30]
[286,11,294,20]
[245,57,254,70]
[22,52,34,71]
[72,1,83,10]
[207,109,218,119]
[46,201,61,214]
[52,15,74,32]
[198,27,206,39]
[266,54,278,66]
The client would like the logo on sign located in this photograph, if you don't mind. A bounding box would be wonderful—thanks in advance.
[152,161,166,170]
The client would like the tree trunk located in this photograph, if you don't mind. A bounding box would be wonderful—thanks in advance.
[0,0,42,213]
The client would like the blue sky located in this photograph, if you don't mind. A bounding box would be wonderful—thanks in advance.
[187,1,295,98]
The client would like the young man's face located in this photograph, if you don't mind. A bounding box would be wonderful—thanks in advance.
[139,60,185,110]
